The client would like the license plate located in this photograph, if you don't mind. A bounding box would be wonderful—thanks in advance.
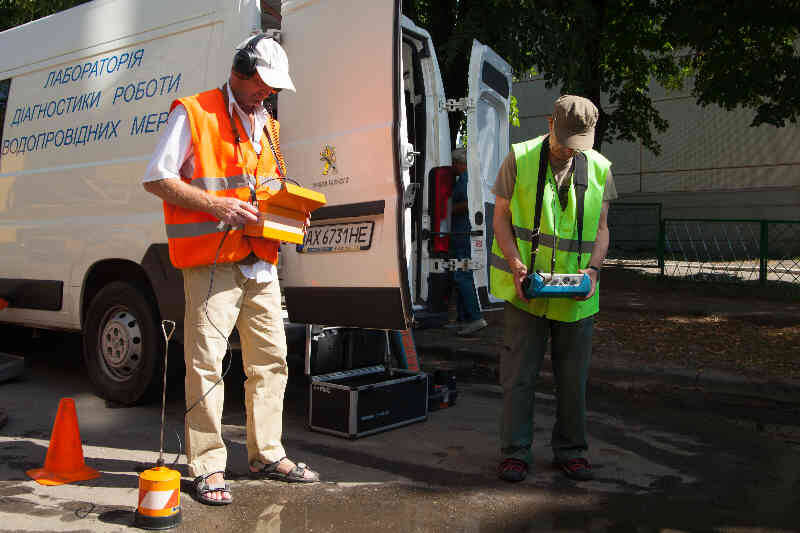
[300,221,375,253]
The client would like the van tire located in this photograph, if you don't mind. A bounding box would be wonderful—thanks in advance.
[83,281,162,405]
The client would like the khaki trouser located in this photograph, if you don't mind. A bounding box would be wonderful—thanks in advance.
[182,263,287,477]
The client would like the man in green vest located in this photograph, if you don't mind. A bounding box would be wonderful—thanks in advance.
[490,95,617,482]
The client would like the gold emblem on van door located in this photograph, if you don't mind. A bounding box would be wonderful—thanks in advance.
[320,144,337,175]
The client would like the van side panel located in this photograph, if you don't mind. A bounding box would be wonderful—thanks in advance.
[0,0,262,330]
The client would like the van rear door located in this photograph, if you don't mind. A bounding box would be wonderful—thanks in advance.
[465,39,513,309]
[278,0,410,330]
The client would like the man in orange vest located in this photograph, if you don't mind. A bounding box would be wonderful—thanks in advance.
[142,34,319,506]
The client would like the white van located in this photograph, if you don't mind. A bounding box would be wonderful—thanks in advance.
[0,0,512,404]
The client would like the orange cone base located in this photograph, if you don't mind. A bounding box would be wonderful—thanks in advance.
[26,464,101,486]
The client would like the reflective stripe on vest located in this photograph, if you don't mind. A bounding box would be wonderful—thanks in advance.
[162,89,280,269]
[509,226,596,253]
[165,220,223,239]
[489,135,610,322]
[190,174,251,192]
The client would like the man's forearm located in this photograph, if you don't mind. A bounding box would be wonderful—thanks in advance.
[144,177,259,226]
[495,219,522,266]
[143,178,216,215]
[587,201,611,269]
[588,225,609,268]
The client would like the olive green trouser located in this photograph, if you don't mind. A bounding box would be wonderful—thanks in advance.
[182,263,287,477]
[500,303,594,465]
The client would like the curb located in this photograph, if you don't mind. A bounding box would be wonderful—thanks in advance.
[416,341,800,409]
[417,343,498,365]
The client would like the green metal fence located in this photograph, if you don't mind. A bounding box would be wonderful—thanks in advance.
[606,207,800,288]
[657,219,800,285]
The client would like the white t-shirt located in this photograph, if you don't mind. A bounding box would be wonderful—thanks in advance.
[142,82,277,283]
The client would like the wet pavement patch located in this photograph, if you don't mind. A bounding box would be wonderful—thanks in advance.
[0,496,63,518]
[0,483,34,498]
[97,508,135,527]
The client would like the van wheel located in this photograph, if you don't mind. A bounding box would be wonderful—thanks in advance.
[83,281,162,405]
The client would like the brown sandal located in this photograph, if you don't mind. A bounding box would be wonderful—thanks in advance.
[250,457,320,483]
[194,471,233,505]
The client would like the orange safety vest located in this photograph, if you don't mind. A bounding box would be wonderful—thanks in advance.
[163,88,281,269]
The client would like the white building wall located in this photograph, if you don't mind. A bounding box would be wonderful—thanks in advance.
[512,73,800,221]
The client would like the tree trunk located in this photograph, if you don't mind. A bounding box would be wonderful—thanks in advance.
[431,0,463,149]
[586,0,605,152]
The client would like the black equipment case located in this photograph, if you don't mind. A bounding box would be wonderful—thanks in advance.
[306,329,429,438]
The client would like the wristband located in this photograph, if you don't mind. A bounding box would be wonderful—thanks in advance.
[587,265,600,278]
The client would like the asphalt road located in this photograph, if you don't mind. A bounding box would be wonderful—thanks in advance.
[0,328,798,532]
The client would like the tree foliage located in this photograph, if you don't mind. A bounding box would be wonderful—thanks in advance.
[527,0,691,153]
[664,0,800,129]
[403,0,536,147]
[0,0,91,32]
[2,2,797,154]
[404,0,800,155]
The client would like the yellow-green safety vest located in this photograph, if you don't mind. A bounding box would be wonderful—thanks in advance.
[489,135,611,322]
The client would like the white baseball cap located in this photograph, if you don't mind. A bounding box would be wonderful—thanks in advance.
[234,35,296,93]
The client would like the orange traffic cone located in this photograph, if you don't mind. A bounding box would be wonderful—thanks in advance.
[27,398,100,485]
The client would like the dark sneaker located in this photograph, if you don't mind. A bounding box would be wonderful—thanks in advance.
[555,457,594,481]
[498,458,528,482]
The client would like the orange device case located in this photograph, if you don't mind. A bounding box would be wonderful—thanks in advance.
[244,182,327,244]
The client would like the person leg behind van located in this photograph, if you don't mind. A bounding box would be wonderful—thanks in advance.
[453,269,483,332]
[450,148,487,337]
[142,34,319,506]
[443,279,462,328]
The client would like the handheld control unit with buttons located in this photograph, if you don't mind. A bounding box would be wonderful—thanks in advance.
[521,271,591,299]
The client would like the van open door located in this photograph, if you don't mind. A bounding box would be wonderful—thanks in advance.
[465,39,513,309]
[277,0,411,330]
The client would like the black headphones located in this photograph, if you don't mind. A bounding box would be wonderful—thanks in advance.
[232,33,270,78]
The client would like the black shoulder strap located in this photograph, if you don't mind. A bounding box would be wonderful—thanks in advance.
[574,152,588,269]
[528,136,550,270]
[528,141,590,272]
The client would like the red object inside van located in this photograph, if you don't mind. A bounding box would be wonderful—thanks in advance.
[430,166,455,254]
